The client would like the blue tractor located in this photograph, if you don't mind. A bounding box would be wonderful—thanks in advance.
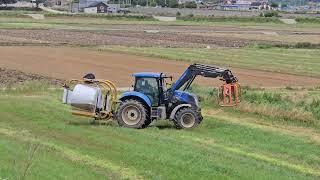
[62,64,238,129]
[116,64,238,129]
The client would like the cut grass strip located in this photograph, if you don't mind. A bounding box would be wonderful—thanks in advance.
[0,127,141,180]
[1,89,320,179]
[2,125,320,178]
[180,133,320,176]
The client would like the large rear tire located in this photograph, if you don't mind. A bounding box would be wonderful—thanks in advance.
[174,108,202,129]
[116,99,149,129]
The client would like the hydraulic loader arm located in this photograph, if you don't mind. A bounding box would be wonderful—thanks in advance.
[170,64,238,91]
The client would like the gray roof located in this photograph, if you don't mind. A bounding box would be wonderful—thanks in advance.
[88,1,108,7]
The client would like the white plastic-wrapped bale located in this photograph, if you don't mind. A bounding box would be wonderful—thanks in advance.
[63,84,103,113]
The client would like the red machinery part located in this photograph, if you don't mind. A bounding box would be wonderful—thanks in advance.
[218,83,241,107]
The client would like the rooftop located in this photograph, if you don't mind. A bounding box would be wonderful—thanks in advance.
[133,72,162,78]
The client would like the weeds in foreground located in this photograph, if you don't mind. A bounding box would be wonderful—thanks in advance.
[190,85,320,127]
[11,143,40,180]
[20,143,40,180]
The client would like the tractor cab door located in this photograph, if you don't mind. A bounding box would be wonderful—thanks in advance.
[134,77,160,106]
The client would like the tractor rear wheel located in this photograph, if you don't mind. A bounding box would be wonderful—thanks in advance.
[116,99,148,129]
[174,108,202,129]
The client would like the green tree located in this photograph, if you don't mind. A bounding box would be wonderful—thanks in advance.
[270,2,278,8]
[168,0,178,8]
[0,0,17,6]
[184,1,197,8]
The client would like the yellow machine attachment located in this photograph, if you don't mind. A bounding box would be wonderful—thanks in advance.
[218,83,242,107]
[63,78,118,120]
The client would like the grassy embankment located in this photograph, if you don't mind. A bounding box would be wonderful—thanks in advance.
[191,85,320,128]
[0,81,320,179]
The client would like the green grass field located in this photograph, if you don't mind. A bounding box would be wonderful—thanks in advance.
[0,82,320,179]
[1,12,320,179]
[100,46,320,78]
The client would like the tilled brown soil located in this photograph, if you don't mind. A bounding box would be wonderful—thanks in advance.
[0,29,274,48]
[2,23,318,48]
[0,67,63,87]
[0,46,319,88]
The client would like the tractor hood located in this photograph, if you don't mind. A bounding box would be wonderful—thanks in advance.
[173,90,199,107]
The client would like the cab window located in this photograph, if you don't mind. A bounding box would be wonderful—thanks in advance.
[134,77,159,106]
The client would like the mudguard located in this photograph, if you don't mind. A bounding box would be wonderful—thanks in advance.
[120,91,152,108]
[169,104,192,120]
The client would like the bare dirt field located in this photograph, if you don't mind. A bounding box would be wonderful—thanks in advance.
[0,28,277,48]
[1,24,319,48]
[0,46,319,87]
[0,68,62,87]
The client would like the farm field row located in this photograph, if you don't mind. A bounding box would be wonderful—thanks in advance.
[1,17,320,46]
[1,16,320,30]
[101,46,320,78]
[0,46,319,87]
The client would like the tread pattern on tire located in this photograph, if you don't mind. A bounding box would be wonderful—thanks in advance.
[174,107,202,129]
[116,99,149,129]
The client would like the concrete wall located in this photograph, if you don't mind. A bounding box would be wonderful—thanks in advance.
[84,7,97,13]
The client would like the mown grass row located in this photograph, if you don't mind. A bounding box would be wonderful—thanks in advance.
[1,82,320,179]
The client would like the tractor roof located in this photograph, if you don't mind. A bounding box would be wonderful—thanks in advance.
[133,72,162,78]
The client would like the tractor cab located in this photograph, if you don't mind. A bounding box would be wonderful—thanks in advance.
[132,72,168,107]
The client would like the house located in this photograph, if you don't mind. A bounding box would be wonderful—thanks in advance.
[45,0,69,8]
[79,0,121,13]
[221,0,252,10]
[250,1,270,10]
[84,2,108,13]
[220,0,271,11]
[79,0,108,10]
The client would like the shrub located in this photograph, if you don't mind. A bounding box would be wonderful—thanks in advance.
[307,99,320,119]
[168,0,178,8]
[186,13,194,18]
[295,17,320,23]
[149,1,157,7]
[260,11,279,17]
[184,1,197,8]
[250,42,320,49]
[176,11,181,17]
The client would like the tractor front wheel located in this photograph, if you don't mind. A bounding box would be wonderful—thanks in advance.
[174,108,202,129]
[116,99,148,129]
